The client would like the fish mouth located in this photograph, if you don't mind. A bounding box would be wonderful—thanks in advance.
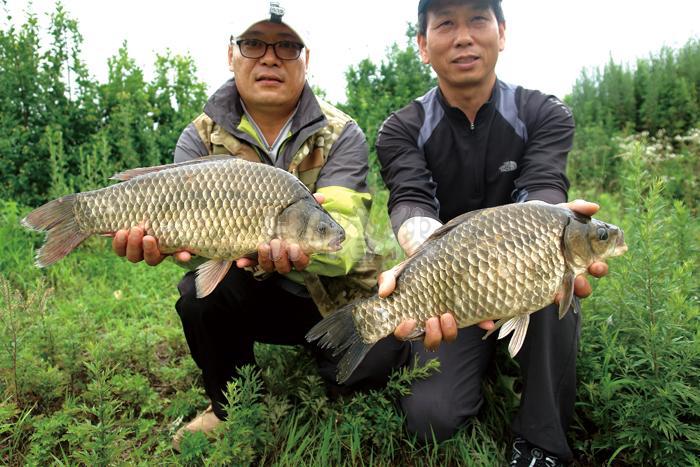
[613,230,628,256]
[328,235,345,251]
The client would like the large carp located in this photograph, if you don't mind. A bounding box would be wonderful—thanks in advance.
[22,156,345,297]
[307,202,627,384]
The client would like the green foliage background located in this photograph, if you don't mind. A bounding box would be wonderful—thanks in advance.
[1,4,698,466]
[0,3,208,206]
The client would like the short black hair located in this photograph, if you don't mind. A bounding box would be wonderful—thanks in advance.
[417,0,505,36]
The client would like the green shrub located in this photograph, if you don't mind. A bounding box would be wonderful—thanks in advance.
[576,141,700,465]
[0,400,33,466]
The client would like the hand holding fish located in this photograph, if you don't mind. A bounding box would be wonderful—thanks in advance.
[112,191,326,272]
[379,199,610,351]
[308,200,626,384]
[379,263,492,351]
[236,239,311,273]
[234,193,326,274]
[112,227,193,266]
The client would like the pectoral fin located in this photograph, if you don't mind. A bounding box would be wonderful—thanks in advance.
[195,259,233,298]
[301,271,336,317]
[496,314,531,357]
[572,296,582,315]
[404,325,426,341]
[482,318,508,340]
[558,270,575,319]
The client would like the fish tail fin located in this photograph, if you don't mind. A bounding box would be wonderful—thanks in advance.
[306,303,375,384]
[336,334,374,385]
[21,194,89,267]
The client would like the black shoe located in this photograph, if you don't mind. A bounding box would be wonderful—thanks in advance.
[510,437,565,467]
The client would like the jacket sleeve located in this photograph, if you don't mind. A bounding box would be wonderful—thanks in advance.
[173,123,209,163]
[375,106,441,236]
[303,122,372,277]
[513,94,574,204]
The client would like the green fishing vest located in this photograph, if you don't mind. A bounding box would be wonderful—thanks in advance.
[190,101,381,316]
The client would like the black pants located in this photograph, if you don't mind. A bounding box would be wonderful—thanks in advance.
[176,268,578,460]
[175,267,407,418]
[400,305,580,460]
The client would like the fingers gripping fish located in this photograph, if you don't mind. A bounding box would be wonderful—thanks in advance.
[22,156,345,297]
[307,202,627,384]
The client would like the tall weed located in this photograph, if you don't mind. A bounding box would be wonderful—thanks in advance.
[0,400,33,466]
[205,366,272,465]
[0,275,53,408]
[576,141,700,465]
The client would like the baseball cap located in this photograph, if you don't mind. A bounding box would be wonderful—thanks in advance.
[232,1,311,48]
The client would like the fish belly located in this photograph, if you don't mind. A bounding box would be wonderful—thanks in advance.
[73,161,303,259]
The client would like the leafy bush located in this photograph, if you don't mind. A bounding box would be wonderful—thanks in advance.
[1,2,699,465]
[567,39,700,137]
[566,39,700,196]
[0,5,207,205]
[576,140,700,465]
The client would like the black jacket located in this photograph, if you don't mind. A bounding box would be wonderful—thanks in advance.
[376,79,574,234]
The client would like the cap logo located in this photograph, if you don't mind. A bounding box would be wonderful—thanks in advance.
[269,1,285,23]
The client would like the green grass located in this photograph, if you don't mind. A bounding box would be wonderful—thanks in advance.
[1,132,699,465]
[0,198,512,465]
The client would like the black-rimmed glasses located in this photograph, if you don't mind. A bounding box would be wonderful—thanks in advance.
[231,37,304,60]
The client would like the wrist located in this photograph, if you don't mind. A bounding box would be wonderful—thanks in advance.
[397,216,442,256]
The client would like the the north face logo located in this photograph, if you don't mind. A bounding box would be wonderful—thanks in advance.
[499,161,518,173]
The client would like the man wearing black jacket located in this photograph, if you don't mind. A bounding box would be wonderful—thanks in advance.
[375,1,609,465]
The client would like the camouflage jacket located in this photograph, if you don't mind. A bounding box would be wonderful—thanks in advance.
[173,79,380,315]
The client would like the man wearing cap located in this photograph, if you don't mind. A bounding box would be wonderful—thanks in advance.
[111,1,384,450]
[375,0,609,465]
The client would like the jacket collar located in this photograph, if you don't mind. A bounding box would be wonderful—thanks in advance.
[436,78,501,123]
[203,78,328,167]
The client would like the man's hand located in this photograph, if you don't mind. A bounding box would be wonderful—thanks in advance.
[381,199,611,351]
[234,193,326,274]
[378,266,493,351]
[112,227,192,266]
[235,240,311,273]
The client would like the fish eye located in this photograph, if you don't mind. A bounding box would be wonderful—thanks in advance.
[597,227,609,241]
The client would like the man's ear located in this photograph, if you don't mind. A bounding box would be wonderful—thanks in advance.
[228,44,235,72]
[417,34,430,64]
[304,47,310,71]
[498,21,506,52]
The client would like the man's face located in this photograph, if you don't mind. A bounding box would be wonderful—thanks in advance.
[229,21,309,112]
[418,1,505,92]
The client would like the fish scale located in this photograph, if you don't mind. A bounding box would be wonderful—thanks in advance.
[22,156,345,298]
[354,203,568,342]
[307,202,627,384]
[72,160,307,259]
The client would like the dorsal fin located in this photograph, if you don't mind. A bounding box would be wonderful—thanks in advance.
[390,209,486,280]
[404,209,484,261]
[423,209,483,243]
[110,155,240,181]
